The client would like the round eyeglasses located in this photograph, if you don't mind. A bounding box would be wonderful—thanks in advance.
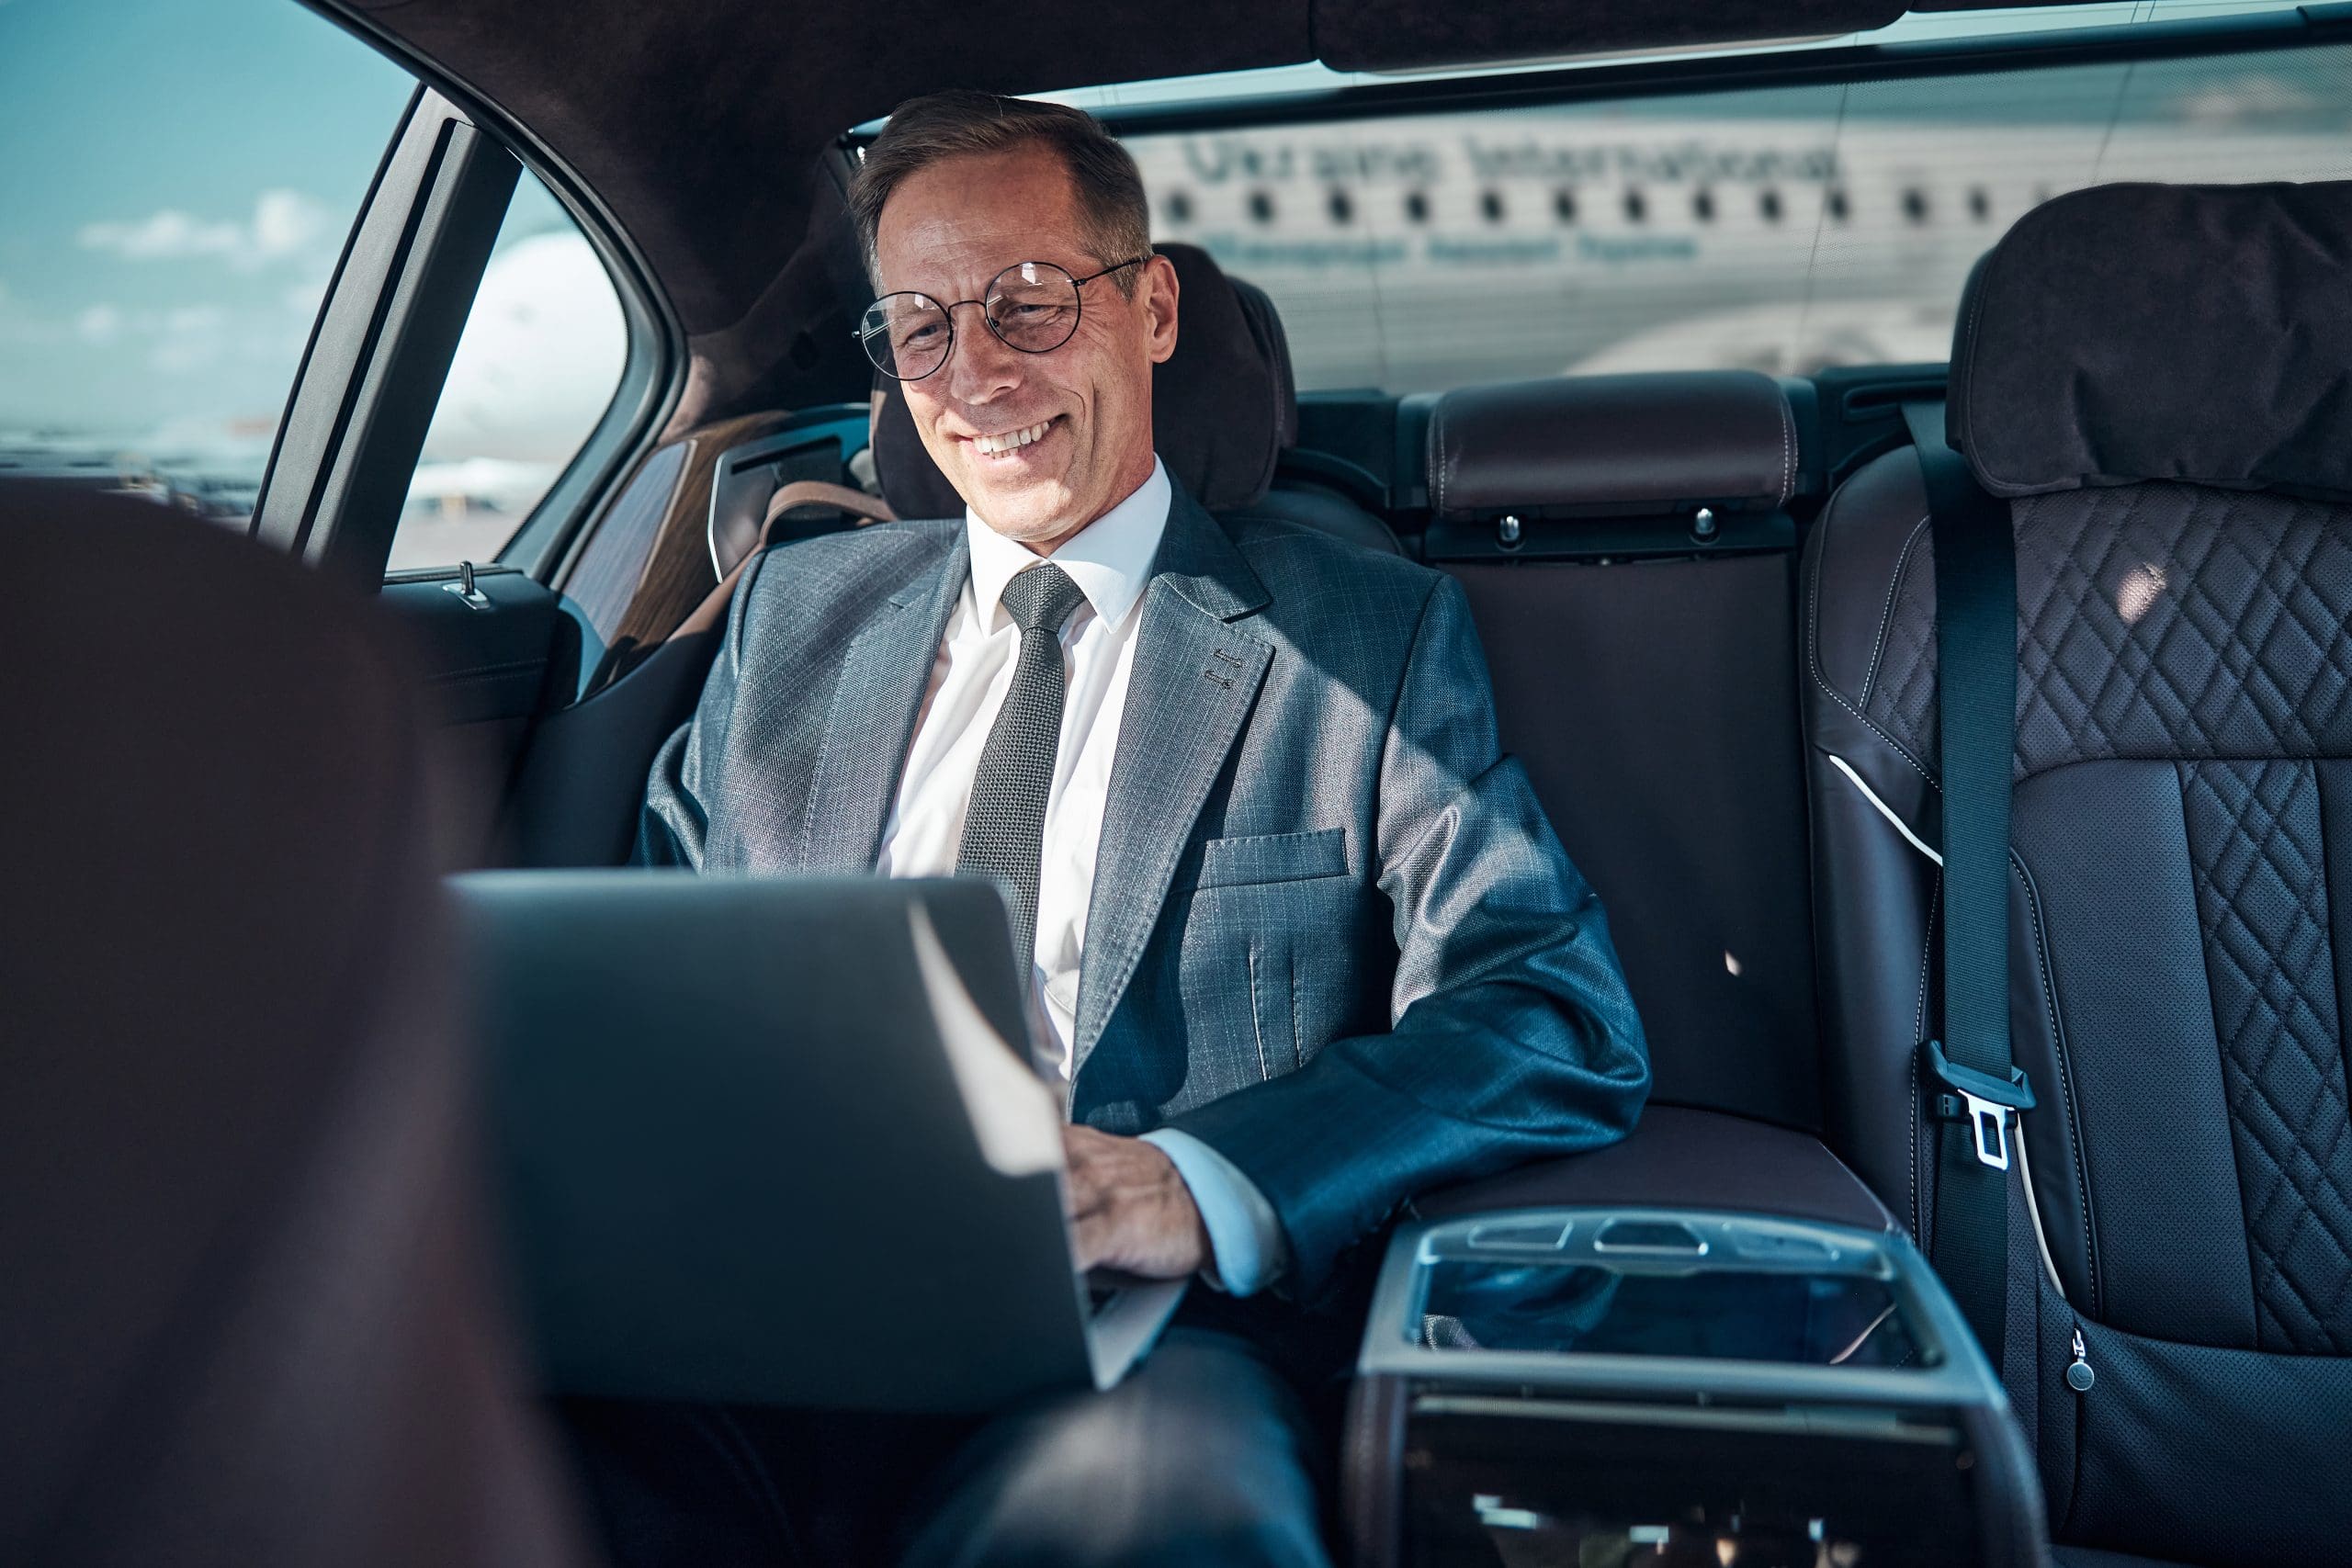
[856,257,1148,381]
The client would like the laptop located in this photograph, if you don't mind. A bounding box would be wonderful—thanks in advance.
[448,870,1186,1414]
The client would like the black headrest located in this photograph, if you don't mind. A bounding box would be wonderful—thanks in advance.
[872,242,1292,518]
[1948,181,2352,501]
[1428,370,1796,521]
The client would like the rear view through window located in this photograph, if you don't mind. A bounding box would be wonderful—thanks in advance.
[1129,44,2352,391]
[0,0,412,519]
[0,0,627,568]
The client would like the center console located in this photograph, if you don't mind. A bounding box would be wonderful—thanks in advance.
[1344,1109,2047,1568]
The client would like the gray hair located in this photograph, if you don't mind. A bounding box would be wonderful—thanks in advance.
[848,90,1151,296]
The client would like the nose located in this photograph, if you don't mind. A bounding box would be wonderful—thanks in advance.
[938,301,1024,405]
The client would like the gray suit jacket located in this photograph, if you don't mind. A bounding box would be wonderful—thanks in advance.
[640,482,1649,1292]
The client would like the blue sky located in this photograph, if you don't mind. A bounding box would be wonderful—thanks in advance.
[0,0,416,445]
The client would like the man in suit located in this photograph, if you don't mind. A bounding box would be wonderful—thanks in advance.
[628,90,1648,1567]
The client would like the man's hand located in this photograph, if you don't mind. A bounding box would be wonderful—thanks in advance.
[1061,1124,1210,1279]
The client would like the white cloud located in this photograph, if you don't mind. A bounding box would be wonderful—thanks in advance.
[78,210,245,261]
[78,189,336,271]
[62,302,231,372]
[251,190,329,258]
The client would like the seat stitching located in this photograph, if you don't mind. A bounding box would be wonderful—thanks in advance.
[2016,848,2101,1316]
[1769,380,1787,502]
[1915,877,1938,1240]
[1804,483,1941,789]
[1863,514,1933,706]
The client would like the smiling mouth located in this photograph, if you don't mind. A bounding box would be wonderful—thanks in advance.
[968,417,1057,458]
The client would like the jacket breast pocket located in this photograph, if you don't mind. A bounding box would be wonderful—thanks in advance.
[1183,829,1352,1086]
[1195,827,1348,890]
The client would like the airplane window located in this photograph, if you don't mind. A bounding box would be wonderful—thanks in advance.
[1329,189,1353,224]
[1125,43,2352,390]
[387,174,627,570]
[0,0,413,525]
[1247,190,1275,224]
[1164,191,1193,225]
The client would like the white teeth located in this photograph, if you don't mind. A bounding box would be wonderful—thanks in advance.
[973,420,1052,456]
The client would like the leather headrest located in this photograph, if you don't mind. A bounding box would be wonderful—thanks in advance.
[871,242,1292,518]
[1948,181,2352,501]
[1428,370,1796,521]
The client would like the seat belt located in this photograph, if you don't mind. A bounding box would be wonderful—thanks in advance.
[1904,401,2034,1366]
[665,479,897,647]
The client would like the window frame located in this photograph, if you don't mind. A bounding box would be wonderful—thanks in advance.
[269,2,684,589]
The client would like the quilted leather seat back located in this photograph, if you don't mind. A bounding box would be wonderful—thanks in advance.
[1804,183,2352,1568]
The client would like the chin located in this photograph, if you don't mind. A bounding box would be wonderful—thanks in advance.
[960,472,1080,542]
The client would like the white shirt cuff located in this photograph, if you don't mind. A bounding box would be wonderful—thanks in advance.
[1139,1128,1288,1297]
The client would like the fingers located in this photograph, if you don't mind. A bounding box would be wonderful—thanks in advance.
[1068,1208,1112,1272]
[1054,1128,1207,1279]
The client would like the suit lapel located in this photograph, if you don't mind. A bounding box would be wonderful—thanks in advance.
[1074,489,1272,1069]
[797,529,967,873]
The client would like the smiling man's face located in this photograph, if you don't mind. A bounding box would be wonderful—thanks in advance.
[873,142,1178,553]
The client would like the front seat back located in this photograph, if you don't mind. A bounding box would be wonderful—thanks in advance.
[0,484,593,1567]
[1803,182,2352,1568]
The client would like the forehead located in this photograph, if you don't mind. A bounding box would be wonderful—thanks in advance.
[872,144,1096,297]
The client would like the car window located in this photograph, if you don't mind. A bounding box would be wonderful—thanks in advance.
[388,175,628,571]
[0,0,413,521]
[1122,39,2352,390]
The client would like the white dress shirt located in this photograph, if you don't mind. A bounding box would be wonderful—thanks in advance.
[874,457,1285,1295]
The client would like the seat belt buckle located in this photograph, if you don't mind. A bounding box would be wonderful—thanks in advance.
[1925,1040,2035,1172]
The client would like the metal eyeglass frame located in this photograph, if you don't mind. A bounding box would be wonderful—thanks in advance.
[856,257,1148,381]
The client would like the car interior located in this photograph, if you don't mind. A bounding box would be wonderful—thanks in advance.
[10,1,2352,1565]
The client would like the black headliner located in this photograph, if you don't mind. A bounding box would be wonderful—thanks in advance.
[322,0,2120,427]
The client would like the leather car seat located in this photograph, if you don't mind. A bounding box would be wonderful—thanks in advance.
[870,242,1401,555]
[1802,182,2352,1568]
[0,482,594,1567]
[1419,369,1825,1133]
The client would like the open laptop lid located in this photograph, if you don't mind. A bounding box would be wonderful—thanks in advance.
[452,871,1175,1413]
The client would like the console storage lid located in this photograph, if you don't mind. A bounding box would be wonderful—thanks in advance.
[1414,1106,1894,1235]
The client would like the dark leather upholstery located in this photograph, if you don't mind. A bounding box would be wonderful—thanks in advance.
[1429,371,1823,1132]
[0,482,592,1567]
[1416,1106,1892,1235]
[1804,183,2352,1568]
[1451,551,1822,1130]
[871,242,1399,553]
[1428,369,1796,520]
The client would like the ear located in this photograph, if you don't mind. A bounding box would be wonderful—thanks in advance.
[1141,254,1180,366]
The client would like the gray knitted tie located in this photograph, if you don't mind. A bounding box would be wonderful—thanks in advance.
[956,563,1089,969]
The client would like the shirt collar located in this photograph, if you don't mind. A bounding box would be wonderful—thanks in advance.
[965,457,1170,634]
